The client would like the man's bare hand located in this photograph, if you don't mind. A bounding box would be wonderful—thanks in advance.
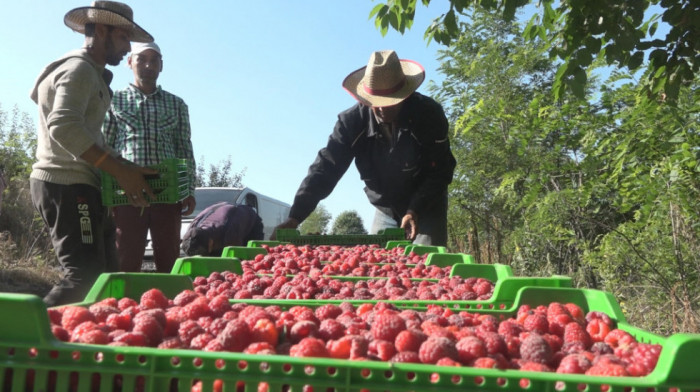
[113,162,158,207]
[400,211,417,241]
[181,195,196,216]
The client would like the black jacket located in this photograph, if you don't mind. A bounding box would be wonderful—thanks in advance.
[290,92,456,223]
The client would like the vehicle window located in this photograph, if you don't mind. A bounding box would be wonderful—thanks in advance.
[191,189,243,217]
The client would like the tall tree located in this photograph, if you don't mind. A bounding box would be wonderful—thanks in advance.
[195,156,245,188]
[370,0,697,101]
[331,210,368,235]
[299,205,332,235]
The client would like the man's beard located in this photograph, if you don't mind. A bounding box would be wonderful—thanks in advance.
[104,35,123,66]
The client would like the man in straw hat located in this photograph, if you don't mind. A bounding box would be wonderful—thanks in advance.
[29,1,157,306]
[104,41,197,273]
[273,50,456,246]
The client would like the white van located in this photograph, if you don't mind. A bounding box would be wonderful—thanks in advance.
[144,186,291,258]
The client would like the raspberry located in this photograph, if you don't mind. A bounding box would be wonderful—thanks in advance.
[251,318,279,346]
[208,295,232,317]
[72,323,109,345]
[585,363,629,377]
[394,329,427,353]
[134,308,167,329]
[479,332,507,356]
[178,319,205,346]
[435,357,462,367]
[117,297,139,311]
[158,337,185,349]
[314,304,343,321]
[51,325,70,342]
[497,320,523,338]
[289,337,329,358]
[113,332,147,346]
[61,306,95,331]
[173,289,199,306]
[47,308,63,325]
[132,315,164,347]
[556,353,592,374]
[523,312,549,335]
[88,303,120,323]
[217,319,252,352]
[289,320,319,343]
[368,339,397,361]
[105,312,132,331]
[181,297,213,320]
[603,329,635,349]
[189,333,215,350]
[590,342,614,355]
[455,336,487,364]
[627,343,661,376]
[371,311,407,342]
[318,319,345,341]
[519,333,553,365]
[563,322,591,349]
[244,342,276,355]
[518,361,552,372]
[418,336,458,364]
[390,351,421,363]
[140,288,170,310]
[586,312,615,342]
[327,335,367,359]
[472,355,506,369]
[564,303,585,324]
[546,303,573,336]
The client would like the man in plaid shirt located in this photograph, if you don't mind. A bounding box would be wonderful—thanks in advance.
[103,41,196,273]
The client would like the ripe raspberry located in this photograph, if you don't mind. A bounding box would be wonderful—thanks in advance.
[244,342,276,355]
[479,332,507,356]
[61,306,96,331]
[472,355,507,369]
[326,335,367,359]
[117,297,139,311]
[113,332,147,347]
[418,336,458,364]
[564,303,585,324]
[523,312,549,335]
[51,325,70,342]
[390,351,421,363]
[371,311,407,342]
[586,312,615,342]
[563,322,591,349]
[435,357,462,367]
[318,319,345,341]
[251,318,279,346]
[627,343,661,376]
[158,337,185,349]
[105,312,132,331]
[368,339,397,361]
[546,303,573,337]
[314,304,343,321]
[519,333,553,365]
[289,320,319,343]
[181,297,213,320]
[134,308,167,329]
[394,329,427,353]
[140,288,170,310]
[173,289,199,306]
[603,329,635,349]
[556,353,592,374]
[455,336,487,364]
[132,315,164,347]
[189,333,215,350]
[88,303,120,323]
[289,337,329,358]
[207,295,232,317]
[590,341,614,355]
[178,319,205,346]
[497,320,523,338]
[217,319,252,352]
[71,322,109,345]
[518,361,552,372]
[585,363,629,377]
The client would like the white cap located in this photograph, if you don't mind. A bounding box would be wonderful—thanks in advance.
[131,42,161,56]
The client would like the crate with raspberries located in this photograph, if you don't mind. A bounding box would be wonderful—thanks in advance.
[263,228,411,247]
[1,273,699,392]
[101,158,189,206]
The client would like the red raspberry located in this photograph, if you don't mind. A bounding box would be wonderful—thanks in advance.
[133,315,164,347]
[113,332,147,346]
[47,308,63,325]
[318,319,345,341]
[497,320,523,338]
[472,355,507,369]
[158,337,185,349]
[244,342,276,355]
[455,336,487,364]
[371,311,407,342]
[173,289,199,306]
[71,322,109,345]
[117,297,138,311]
[563,321,591,349]
[182,297,213,320]
[326,335,367,359]
[479,331,507,356]
[140,288,169,310]
[217,319,252,352]
[178,319,205,346]
[51,325,70,342]
[435,357,462,367]
[519,333,553,365]
[289,337,329,358]
[585,363,629,377]
[61,306,96,331]
[368,339,397,361]
[105,312,132,331]
[586,311,615,342]
[251,318,279,346]
[546,303,573,337]
[394,329,427,353]
[418,336,458,364]
[603,329,636,349]
[564,303,585,324]
[134,308,167,329]
[289,320,319,343]
[88,303,120,323]
[627,343,661,376]
[556,353,592,374]
[390,351,421,363]
[189,333,215,350]
[518,361,552,372]
[523,312,549,335]
[314,304,343,321]
[208,295,232,317]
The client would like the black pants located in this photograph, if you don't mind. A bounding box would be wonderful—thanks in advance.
[30,179,118,306]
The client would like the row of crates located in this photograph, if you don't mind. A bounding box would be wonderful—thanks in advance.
[1,231,699,391]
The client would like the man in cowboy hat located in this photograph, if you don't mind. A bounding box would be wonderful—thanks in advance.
[273,50,456,246]
[29,1,157,306]
[103,41,197,273]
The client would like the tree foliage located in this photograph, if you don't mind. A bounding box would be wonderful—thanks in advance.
[299,205,332,235]
[331,210,368,235]
[370,0,698,101]
[194,155,246,188]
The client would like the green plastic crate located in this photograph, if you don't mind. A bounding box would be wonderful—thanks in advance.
[101,158,189,206]
[270,228,407,246]
[1,277,699,392]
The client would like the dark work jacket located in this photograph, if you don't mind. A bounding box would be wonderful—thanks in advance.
[181,202,264,256]
[289,92,456,223]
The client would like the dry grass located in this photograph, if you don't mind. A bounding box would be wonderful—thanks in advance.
[0,231,58,299]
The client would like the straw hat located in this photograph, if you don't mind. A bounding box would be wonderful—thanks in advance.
[342,50,425,107]
[64,1,153,43]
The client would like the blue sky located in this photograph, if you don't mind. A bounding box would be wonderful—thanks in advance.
[0,1,450,230]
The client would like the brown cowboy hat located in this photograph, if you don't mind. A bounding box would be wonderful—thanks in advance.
[64,1,153,43]
[342,50,425,108]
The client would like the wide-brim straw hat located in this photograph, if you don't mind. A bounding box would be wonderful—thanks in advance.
[64,1,153,43]
[342,50,425,107]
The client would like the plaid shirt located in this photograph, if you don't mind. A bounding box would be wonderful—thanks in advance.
[103,84,196,195]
